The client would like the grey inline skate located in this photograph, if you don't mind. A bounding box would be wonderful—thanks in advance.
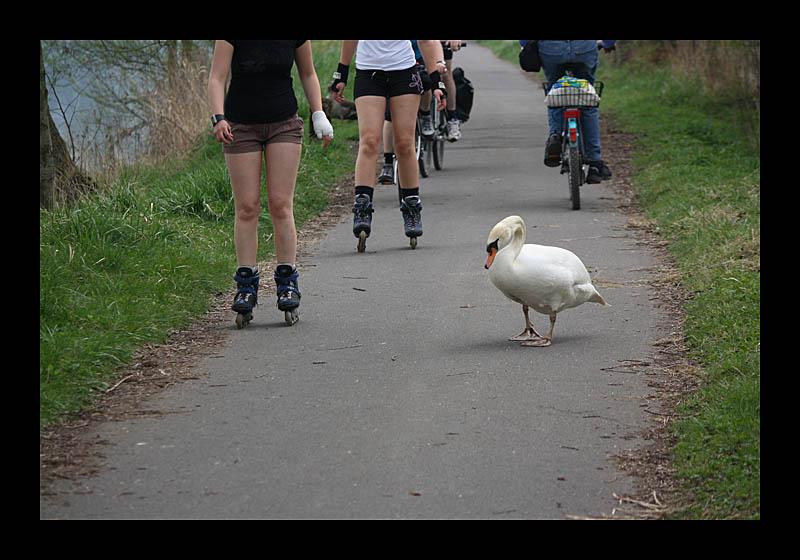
[400,195,423,249]
[352,194,374,253]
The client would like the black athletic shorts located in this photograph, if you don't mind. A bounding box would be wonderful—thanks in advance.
[353,65,424,100]
[384,64,432,122]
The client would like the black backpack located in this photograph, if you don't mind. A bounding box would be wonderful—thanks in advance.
[519,40,540,72]
[452,67,474,123]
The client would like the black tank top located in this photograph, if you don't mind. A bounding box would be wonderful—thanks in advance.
[224,40,307,124]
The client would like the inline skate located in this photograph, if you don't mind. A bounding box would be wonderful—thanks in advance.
[274,264,300,325]
[232,266,259,329]
[352,194,374,253]
[400,195,423,249]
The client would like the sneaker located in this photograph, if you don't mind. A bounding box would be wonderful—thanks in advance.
[586,160,612,184]
[446,118,462,142]
[420,113,434,138]
[544,133,562,167]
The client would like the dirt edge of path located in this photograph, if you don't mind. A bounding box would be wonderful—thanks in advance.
[587,114,700,519]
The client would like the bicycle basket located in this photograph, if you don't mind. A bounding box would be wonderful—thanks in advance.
[545,80,603,107]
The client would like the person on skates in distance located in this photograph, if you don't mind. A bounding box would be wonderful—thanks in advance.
[441,40,464,142]
[332,40,446,251]
[209,40,333,327]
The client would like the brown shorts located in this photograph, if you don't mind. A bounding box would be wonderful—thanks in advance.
[223,114,304,154]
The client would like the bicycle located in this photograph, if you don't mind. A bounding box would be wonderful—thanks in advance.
[424,89,447,171]
[542,76,604,210]
[423,41,467,174]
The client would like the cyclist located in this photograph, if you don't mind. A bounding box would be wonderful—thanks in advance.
[414,39,440,139]
[441,40,464,142]
[416,40,463,141]
[521,40,615,183]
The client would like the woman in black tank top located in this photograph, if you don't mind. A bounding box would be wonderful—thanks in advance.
[209,40,333,326]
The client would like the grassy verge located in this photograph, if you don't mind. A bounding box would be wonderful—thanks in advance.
[479,41,760,519]
[600,63,760,520]
[40,41,359,429]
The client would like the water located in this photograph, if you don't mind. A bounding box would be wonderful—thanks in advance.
[42,40,212,174]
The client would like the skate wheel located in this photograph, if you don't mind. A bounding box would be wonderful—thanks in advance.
[410,236,417,249]
[357,231,367,253]
[285,309,299,326]
[235,312,251,329]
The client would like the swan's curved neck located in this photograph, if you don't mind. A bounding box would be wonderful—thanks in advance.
[499,224,525,264]
[512,223,525,249]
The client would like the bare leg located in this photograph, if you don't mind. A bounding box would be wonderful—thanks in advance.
[226,151,264,267]
[444,59,456,114]
[264,142,302,264]
[354,95,388,187]
[388,93,422,189]
[382,120,394,154]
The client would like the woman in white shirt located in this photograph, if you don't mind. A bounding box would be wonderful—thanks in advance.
[332,40,445,250]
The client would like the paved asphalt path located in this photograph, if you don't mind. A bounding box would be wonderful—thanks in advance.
[41,45,665,519]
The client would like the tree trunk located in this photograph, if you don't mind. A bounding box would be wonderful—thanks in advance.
[40,41,54,210]
[40,41,97,206]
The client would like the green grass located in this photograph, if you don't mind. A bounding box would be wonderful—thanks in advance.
[478,41,760,519]
[598,63,760,520]
[40,40,359,429]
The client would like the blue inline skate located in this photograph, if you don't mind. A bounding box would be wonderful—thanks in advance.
[352,194,374,253]
[400,195,423,249]
[232,266,259,329]
[274,264,301,325]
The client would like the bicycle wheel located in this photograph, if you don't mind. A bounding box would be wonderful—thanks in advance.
[432,131,444,170]
[417,111,435,171]
[433,108,445,171]
[428,98,444,171]
[417,129,428,178]
[423,129,433,170]
[567,145,581,210]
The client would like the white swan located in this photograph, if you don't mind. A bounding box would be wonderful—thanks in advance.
[484,215,608,347]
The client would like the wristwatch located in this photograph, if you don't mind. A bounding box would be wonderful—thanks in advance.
[211,114,226,126]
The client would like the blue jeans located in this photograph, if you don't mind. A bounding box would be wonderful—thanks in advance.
[539,40,602,161]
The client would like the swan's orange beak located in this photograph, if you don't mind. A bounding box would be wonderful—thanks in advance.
[484,248,496,269]
[485,240,499,269]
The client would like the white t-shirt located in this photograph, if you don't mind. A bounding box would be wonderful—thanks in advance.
[355,40,417,71]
